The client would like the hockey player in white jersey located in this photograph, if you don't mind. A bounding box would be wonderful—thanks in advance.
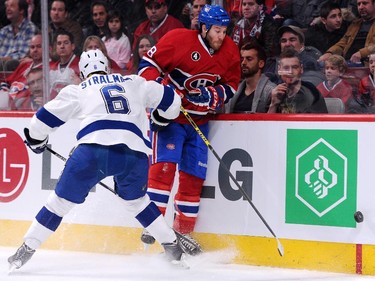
[8,49,199,271]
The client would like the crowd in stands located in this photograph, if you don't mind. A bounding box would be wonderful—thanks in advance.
[0,0,375,113]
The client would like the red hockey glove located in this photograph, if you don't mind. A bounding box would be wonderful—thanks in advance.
[186,86,223,111]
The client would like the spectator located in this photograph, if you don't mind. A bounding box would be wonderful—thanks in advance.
[25,67,44,110]
[125,34,156,75]
[49,29,80,100]
[265,24,325,86]
[227,42,275,113]
[357,51,375,106]
[85,0,110,39]
[305,2,350,54]
[138,5,240,247]
[268,48,328,113]
[319,0,375,65]
[49,0,84,56]
[272,0,324,28]
[133,0,185,48]
[82,35,122,74]
[102,10,132,71]
[312,0,358,23]
[232,0,278,57]
[5,33,43,110]
[107,0,136,39]
[0,0,38,71]
[316,54,353,110]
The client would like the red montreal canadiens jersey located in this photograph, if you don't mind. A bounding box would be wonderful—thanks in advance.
[316,79,352,105]
[139,28,240,124]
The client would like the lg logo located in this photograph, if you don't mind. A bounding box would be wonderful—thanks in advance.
[0,128,29,202]
[202,148,253,201]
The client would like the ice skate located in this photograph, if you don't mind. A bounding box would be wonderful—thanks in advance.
[175,231,202,256]
[140,228,155,245]
[162,240,189,269]
[8,243,36,272]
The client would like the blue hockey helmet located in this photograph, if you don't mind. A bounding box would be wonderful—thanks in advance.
[198,5,230,30]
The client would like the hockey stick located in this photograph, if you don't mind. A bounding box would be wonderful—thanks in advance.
[45,146,117,195]
[180,106,284,256]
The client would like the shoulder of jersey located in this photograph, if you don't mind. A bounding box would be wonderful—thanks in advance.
[166,28,196,39]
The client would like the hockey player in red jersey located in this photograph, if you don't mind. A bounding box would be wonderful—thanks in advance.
[138,4,240,247]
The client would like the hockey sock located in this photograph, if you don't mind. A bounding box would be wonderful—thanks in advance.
[127,195,176,244]
[173,171,204,234]
[24,192,76,249]
[147,162,176,215]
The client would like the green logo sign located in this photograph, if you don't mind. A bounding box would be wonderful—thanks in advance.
[286,129,357,227]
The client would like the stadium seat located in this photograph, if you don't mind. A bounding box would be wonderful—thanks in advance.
[324,97,345,113]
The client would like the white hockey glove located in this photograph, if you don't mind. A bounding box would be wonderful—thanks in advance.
[24,128,48,154]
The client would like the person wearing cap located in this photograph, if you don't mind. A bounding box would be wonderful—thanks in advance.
[265,24,325,86]
[278,25,322,61]
[319,0,375,66]
[132,0,184,49]
[231,0,278,57]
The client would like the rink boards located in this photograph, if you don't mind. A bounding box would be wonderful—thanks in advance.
[1,112,375,275]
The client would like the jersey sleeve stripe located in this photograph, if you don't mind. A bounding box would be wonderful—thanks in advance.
[157,86,175,111]
[76,120,151,149]
[36,107,65,128]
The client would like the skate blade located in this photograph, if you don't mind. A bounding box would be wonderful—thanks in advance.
[8,262,19,274]
[142,242,151,251]
[171,253,190,269]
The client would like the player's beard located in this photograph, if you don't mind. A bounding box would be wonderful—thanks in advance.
[206,33,224,51]
[210,40,223,51]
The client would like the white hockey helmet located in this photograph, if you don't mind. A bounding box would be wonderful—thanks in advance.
[79,49,109,79]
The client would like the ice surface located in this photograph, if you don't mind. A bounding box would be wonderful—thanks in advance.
[2,247,375,281]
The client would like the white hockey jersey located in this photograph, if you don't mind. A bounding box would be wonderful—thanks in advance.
[28,73,181,155]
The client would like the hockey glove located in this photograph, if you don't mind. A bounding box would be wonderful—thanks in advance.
[24,128,48,154]
[186,86,223,111]
[150,109,172,131]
